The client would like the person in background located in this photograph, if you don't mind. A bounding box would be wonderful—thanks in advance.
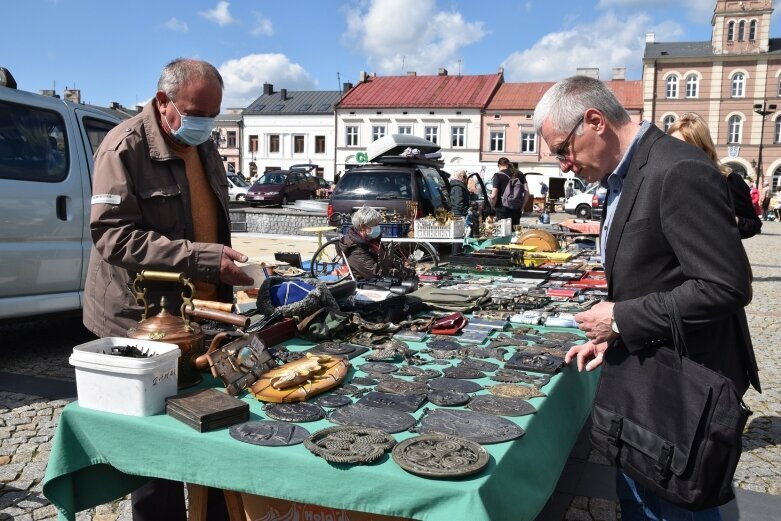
[761,181,772,220]
[667,113,761,238]
[565,180,575,200]
[339,205,385,280]
[772,188,781,221]
[489,157,528,225]
[535,75,758,521]
[449,169,470,216]
[84,58,253,521]
[749,179,761,217]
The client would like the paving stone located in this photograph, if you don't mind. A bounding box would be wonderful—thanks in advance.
[32,504,58,520]
[0,463,22,482]
[565,506,593,521]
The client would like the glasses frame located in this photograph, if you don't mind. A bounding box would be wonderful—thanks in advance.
[551,115,585,161]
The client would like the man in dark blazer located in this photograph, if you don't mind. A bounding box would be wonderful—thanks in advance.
[533,76,760,520]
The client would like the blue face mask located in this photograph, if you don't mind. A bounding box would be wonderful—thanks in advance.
[368,225,382,238]
[167,100,216,146]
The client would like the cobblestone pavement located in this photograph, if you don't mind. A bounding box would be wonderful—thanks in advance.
[1,222,779,520]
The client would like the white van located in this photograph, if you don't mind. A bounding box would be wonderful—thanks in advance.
[524,172,586,199]
[226,173,250,201]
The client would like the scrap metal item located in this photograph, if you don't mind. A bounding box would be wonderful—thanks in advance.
[332,384,360,396]
[357,391,426,413]
[304,426,396,464]
[392,434,489,479]
[488,384,546,399]
[350,376,379,387]
[376,379,428,396]
[328,404,416,434]
[505,352,565,374]
[315,395,353,408]
[359,362,398,374]
[418,409,525,444]
[466,395,537,417]
[427,390,470,407]
[427,377,483,394]
[459,358,499,372]
[263,402,325,423]
[442,366,485,380]
[229,421,310,447]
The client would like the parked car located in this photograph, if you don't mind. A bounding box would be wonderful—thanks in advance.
[246,170,317,206]
[327,134,488,227]
[312,176,332,198]
[226,173,250,201]
[563,183,607,219]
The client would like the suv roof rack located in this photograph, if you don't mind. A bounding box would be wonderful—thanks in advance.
[366,134,440,162]
[372,156,445,169]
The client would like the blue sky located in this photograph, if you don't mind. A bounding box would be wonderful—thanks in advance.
[2,0,773,110]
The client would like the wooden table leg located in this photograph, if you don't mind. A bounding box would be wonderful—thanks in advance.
[223,490,245,521]
[186,483,208,521]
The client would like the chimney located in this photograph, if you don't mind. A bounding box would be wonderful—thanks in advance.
[280,88,287,101]
[646,32,655,43]
[359,70,368,82]
[612,67,626,80]
[263,83,274,95]
[63,88,81,104]
[111,101,120,109]
[498,66,504,75]
[39,89,57,98]
[576,67,599,79]
[342,82,353,93]
[438,68,448,76]
[406,71,417,76]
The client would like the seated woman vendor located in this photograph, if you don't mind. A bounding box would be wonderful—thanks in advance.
[339,205,385,280]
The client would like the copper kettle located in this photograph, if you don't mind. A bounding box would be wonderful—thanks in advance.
[127,271,206,389]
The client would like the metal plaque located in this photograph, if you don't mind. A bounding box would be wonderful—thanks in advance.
[376,379,429,396]
[392,434,489,479]
[412,369,443,382]
[357,391,426,412]
[442,366,485,380]
[505,352,565,374]
[418,409,525,444]
[304,426,396,464]
[427,390,470,407]
[429,359,452,365]
[459,358,499,372]
[359,362,398,374]
[424,348,463,360]
[315,394,353,408]
[427,377,483,394]
[466,395,537,417]
[263,402,325,423]
[350,376,379,387]
[488,384,545,399]
[328,404,416,434]
[541,331,582,342]
[491,369,551,387]
[229,421,310,447]
[312,342,355,355]
[427,339,462,351]
[463,346,507,361]
[333,384,360,396]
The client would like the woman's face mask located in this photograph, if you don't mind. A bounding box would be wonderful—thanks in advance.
[166,100,216,146]
[367,225,382,238]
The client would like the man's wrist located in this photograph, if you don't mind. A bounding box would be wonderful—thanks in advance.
[610,310,620,334]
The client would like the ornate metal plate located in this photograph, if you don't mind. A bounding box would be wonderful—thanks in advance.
[359,362,398,374]
[332,384,360,396]
[427,390,470,407]
[505,352,565,374]
[229,421,310,447]
[427,377,483,394]
[392,434,489,479]
[304,426,396,464]
[329,404,416,434]
[376,379,428,396]
[466,395,537,417]
[488,384,546,399]
[427,339,462,351]
[429,359,452,365]
[263,402,325,423]
[413,369,442,381]
[418,409,525,444]
[315,394,353,408]
[312,342,355,355]
[442,366,485,380]
[462,346,507,361]
[459,358,499,372]
[424,348,463,360]
[350,376,379,387]
[357,391,426,412]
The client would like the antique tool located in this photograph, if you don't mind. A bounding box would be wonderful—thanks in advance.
[194,333,276,396]
[392,434,489,479]
[128,271,205,389]
[427,377,482,394]
[304,426,396,464]
[249,353,350,403]
[263,402,325,422]
[417,409,525,444]
[328,404,416,434]
[466,395,537,417]
[184,306,250,328]
[192,299,234,312]
[229,421,310,447]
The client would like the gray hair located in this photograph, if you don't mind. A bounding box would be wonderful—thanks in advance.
[351,205,382,228]
[533,76,630,136]
[157,58,224,100]
[453,169,467,181]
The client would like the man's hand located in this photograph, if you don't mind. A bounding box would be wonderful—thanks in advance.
[565,340,609,372]
[575,301,618,345]
[219,246,254,286]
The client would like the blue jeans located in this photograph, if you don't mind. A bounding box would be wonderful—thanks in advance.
[616,472,722,521]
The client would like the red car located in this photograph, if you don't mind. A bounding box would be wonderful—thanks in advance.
[246,170,317,206]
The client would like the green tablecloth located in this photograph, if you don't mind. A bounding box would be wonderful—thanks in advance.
[463,235,513,252]
[43,332,599,521]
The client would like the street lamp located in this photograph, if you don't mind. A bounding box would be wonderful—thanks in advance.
[753,100,777,187]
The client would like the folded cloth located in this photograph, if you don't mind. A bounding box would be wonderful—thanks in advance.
[408,286,490,313]
[430,312,468,335]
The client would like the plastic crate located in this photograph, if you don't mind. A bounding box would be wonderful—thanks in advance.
[414,217,466,239]
[340,222,410,238]
[494,218,512,237]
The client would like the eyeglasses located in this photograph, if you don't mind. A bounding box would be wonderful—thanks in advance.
[550,116,585,161]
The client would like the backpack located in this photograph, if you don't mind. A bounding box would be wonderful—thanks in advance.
[501,173,525,209]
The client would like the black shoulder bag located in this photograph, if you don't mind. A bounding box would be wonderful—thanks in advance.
[590,294,752,510]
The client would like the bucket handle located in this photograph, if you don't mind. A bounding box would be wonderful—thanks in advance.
[132,271,196,328]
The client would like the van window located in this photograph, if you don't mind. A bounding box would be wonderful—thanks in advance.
[420,166,450,208]
[0,100,69,182]
[331,171,412,201]
[82,118,116,155]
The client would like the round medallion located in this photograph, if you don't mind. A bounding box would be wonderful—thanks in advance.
[359,362,398,374]
[392,434,489,479]
[427,389,470,407]
[442,366,485,380]
[229,421,310,447]
[427,377,483,394]
[332,384,360,396]
[304,426,396,464]
[466,395,537,417]
[263,402,325,422]
[315,394,353,408]
[427,339,462,351]
[328,404,416,434]
[418,409,525,444]
[488,384,545,399]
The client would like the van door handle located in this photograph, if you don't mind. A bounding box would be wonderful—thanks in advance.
[56,195,69,221]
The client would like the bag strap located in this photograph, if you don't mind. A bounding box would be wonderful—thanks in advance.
[663,294,690,358]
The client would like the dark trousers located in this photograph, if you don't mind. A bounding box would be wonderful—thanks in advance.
[495,207,521,226]
[131,478,229,521]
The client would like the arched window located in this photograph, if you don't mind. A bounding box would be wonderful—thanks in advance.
[728,115,743,144]
[731,73,745,97]
[685,74,699,98]
[749,20,757,41]
[666,75,679,98]
[777,76,781,97]
[775,117,781,144]
[728,21,735,41]
[738,20,746,41]
[663,115,676,132]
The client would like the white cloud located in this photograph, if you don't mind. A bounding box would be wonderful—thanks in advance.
[597,0,713,22]
[163,17,188,32]
[250,12,273,37]
[218,54,317,108]
[198,1,236,27]
[501,11,683,82]
[342,0,486,75]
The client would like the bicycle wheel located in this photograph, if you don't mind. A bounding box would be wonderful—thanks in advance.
[392,241,439,272]
[309,238,350,280]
